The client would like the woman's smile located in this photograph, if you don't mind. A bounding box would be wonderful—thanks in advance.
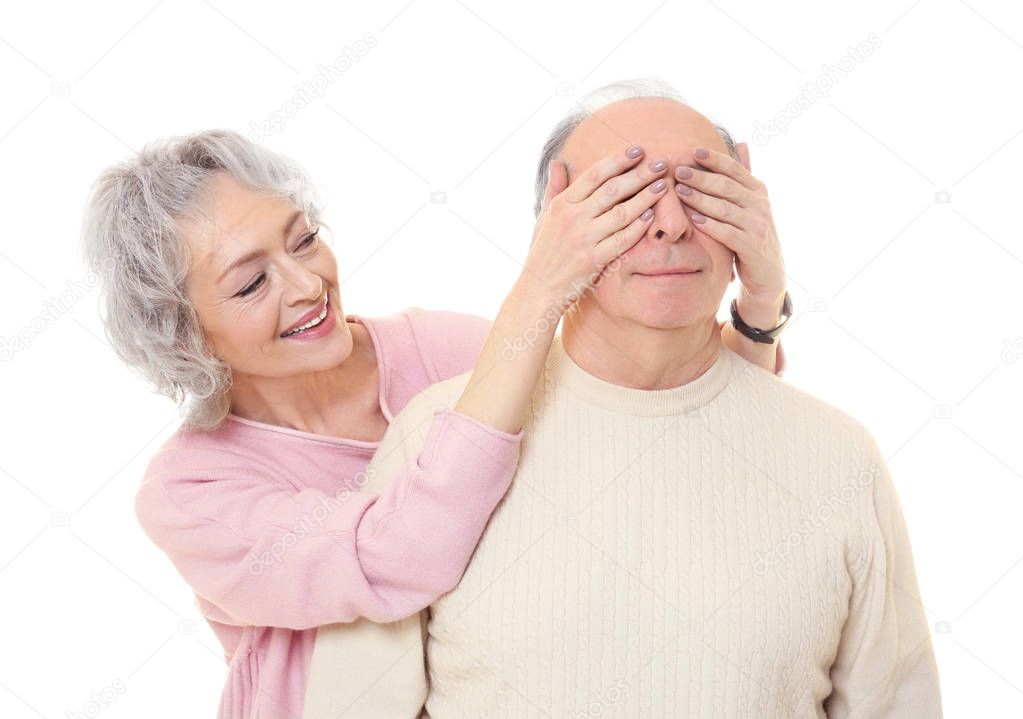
[280,291,336,340]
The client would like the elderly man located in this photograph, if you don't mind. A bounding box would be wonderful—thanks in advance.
[302,85,943,718]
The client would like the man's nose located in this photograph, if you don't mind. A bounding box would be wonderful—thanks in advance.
[644,183,694,243]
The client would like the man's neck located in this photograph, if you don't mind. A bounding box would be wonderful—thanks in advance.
[561,309,722,391]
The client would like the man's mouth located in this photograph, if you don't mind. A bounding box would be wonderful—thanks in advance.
[634,268,702,277]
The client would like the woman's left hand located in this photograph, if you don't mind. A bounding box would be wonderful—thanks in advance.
[674,142,787,318]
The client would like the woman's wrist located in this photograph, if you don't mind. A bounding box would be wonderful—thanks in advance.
[725,289,787,375]
[452,272,562,434]
[721,320,780,374]
[734,288,788,331]
[509,272,566,322]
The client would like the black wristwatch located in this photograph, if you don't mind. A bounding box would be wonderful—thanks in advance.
[729,291,792,344]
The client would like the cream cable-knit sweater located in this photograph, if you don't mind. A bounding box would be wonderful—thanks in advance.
[303,333,942,718]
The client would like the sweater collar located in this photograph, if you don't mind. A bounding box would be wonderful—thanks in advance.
[545,332,735,417]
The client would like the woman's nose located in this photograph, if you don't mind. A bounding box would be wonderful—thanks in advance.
[281,262,324,304]
[645,184,694,243]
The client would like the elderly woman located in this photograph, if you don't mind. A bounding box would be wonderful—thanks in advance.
[81,127,787,719]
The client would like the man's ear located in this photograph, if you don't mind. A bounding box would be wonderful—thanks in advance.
[542,160,568,212]
[736,142,751,172]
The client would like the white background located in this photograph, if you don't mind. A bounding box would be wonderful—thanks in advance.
[1,0,1020,716]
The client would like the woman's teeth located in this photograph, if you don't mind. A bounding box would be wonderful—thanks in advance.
[282,296,329,337]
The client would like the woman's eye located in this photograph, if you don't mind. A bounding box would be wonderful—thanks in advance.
[237,274,265,297]
[234,229,318,298]
[296,227,320,250]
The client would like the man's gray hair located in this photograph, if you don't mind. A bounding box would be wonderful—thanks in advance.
[80,129,328,430]
[533,78,738,217]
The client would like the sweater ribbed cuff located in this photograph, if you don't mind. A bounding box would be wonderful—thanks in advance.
[420,407,523,477]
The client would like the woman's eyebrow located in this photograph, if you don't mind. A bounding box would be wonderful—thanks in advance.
[217,249,264,283]
[216,209,303,282]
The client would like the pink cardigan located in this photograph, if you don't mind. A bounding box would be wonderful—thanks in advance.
[134,307,524,719]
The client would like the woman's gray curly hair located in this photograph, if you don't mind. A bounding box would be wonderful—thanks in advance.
[80,129,328,431]
[533,77,739,218]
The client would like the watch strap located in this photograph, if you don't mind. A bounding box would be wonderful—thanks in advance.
[729,291,792,345]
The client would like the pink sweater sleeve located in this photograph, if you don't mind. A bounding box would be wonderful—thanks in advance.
[136,408,522,630]
[403,306,492,382]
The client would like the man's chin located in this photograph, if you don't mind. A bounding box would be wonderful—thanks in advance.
[571,291,716,331]
[615,304,710,331]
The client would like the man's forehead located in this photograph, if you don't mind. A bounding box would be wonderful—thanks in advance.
[561,99,725,174]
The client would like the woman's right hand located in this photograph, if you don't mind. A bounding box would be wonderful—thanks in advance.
[523,144,669,311]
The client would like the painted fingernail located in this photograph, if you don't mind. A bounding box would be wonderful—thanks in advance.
[691,212,707,224]
[649,160,666,172]
[640,208,654,221]
[675,166,693,179]
[676,183,693,196]
[626,145,643,158]
[651,179,667,193]
[695,148,709,159]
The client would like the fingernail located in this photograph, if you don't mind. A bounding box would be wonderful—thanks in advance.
[675,166,693,180]
[626,145,643,158]
[695,148,709,159]
[676,183,693,196]
[691,212,707,224]
[651,179,667,193]
[640,208,654,221]
[649,160,666,172]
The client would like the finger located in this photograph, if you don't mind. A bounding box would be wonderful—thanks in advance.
[593,206,655,267]
[542,159,568,212]
[563,145,645,204]
[691,147,762,192]
[593,177,668,238]
[736,142,751,172]
[686,207,743,256]
[674,165,752,208]
[674,183,748,231]
[583,157,668,218]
